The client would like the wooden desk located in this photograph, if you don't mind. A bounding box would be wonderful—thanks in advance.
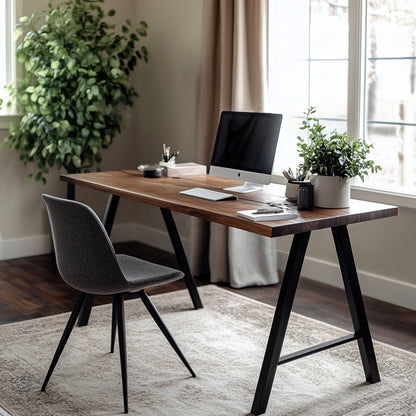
[61,170,398,416]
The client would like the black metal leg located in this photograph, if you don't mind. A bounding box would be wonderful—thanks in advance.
[103,195,120,235]
[111,297,117,353]
[78,195,120,327]
[139,290,196,378]
[66,183,75,200]
[114,294,128,414]
[41,292,87,391]
[251,232,311,416]
[77,293,94,327]
[160,208,203,309]
[332,225,380,384]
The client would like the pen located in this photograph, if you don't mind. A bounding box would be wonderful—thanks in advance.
[283,170,292,182]
[253,207,284,214]
[162,144,167,162]
[168,151,180,162]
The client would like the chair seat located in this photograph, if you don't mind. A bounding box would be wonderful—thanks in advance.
[116,254,184,292]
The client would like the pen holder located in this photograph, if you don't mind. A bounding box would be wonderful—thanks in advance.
[285,181,303,202]
[159,161,175,167]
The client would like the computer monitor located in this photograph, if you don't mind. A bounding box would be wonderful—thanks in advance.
[209,111,283,193]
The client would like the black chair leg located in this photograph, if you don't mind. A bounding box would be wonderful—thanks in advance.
[139,290,196,378]
[114,294,128,413]
[41,292,88,391]
[111,297,117,353]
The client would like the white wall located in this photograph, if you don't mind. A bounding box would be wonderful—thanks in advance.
[1,0,415,311]
[128,0,204,235]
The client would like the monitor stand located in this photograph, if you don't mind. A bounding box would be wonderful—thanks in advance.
[223,182,264,193]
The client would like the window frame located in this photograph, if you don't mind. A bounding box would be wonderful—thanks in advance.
[0,0,22,129]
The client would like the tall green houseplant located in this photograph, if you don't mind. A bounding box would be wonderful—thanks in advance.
[3,0,148,185]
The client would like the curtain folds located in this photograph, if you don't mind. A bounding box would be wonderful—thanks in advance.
[190,0,278,288]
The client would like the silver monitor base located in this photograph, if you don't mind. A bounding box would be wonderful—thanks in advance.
[223,182,264,193]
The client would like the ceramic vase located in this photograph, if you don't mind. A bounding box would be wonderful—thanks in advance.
[310,175,350,208]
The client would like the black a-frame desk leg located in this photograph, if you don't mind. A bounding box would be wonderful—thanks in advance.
[77,195,120,326]
[250,225,380,415]
[332,225,380,383]
[160,208,203,309]
[251,231,311,415]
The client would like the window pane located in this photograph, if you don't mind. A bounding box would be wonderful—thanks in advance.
[269,0,310,173]
[320,118,347,135]
[365,123,416,193]
[269,0,309,62]
[310,60,348,119]
[365,0,416,193]
[367,59,416,124]
[368,0,416,58]
[310,0,348,60]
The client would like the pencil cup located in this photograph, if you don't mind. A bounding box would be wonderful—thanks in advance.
[159,161,175,167]
[297,182,314,210]
[285,181,304,202]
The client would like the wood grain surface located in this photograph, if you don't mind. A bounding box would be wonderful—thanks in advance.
[61,170,398,237]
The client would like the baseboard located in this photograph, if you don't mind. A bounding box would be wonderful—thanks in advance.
[0,222,178,261]
[277,249,416,311]
[1,234,53,261]
[1,224,414,311]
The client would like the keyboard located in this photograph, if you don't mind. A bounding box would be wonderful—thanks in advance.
[180,187,238,201]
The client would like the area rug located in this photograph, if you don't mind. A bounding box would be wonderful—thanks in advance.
[0,285,415,416]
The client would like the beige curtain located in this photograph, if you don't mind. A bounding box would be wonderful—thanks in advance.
[190,0,278,288]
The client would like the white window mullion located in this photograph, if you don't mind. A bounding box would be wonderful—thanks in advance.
[5,0,17,87]
[0,0,21,118]
[347,0,367,139]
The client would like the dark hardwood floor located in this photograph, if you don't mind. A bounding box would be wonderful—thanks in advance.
[0,242,415,353]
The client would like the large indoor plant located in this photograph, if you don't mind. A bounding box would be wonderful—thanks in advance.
[3,0,148,194]
[297,107,381,208]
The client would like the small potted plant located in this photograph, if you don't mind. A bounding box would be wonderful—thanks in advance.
[297,107,381,208]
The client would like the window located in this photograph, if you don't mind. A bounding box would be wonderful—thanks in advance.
[0,0,18,116]
[268,0,416,196]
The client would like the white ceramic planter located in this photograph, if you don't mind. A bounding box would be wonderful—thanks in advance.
[310,175,350,208]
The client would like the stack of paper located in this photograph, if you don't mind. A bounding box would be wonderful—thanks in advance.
[237,209,297,222]
[162,162,207,177]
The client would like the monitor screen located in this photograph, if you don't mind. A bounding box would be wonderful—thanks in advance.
[209,111,282,192]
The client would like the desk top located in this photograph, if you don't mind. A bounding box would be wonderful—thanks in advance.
[61,170,398,238]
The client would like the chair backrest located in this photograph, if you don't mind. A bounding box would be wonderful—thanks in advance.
[42,194,127,295]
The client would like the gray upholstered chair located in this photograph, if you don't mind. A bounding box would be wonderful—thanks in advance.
[41,194,195,413]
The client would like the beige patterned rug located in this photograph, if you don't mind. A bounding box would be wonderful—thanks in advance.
[0,285,415,416]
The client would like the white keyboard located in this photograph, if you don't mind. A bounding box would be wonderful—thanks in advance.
[180,187,237,201]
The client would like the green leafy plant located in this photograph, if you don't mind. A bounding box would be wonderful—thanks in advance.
[3,0,148,184]
[297,107,381,181]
